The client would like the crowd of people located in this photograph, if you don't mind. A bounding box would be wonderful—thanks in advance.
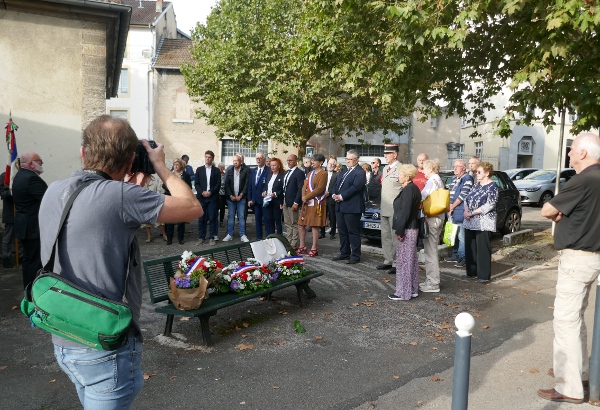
[4,116,600,406]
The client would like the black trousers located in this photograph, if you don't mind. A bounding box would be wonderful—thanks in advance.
[320,199,337,236]
[464,229,492,280]
[336,212,361,261]
[219,195,227,222]
[166,222,185,243]
[21,238,42,289]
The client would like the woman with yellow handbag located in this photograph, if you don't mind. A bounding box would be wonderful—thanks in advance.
[420,159,447,293]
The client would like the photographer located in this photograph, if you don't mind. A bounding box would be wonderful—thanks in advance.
[38,115,203,408]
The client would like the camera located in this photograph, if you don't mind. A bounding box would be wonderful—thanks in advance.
[131,140,157,174]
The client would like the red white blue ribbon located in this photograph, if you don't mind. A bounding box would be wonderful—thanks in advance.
[277,256,304,267]
[185,257,207,275]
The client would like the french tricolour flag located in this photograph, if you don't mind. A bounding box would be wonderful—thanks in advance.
[5,120,18,189]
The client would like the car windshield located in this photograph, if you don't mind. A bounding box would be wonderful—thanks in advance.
[523,170,555,181]
[503,169,520,176]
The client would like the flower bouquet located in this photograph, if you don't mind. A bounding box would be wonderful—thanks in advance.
[269,254,308,281]
[168,252,223,310]
[214,258,275,295]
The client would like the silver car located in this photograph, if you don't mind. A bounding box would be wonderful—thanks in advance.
[514,168,576,206]
[503,168,539,181]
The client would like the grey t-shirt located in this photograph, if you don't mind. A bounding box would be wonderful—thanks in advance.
[39,171,164,347]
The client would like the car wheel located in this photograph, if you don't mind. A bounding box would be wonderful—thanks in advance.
[538,191,554,206]
[502,209,521,235]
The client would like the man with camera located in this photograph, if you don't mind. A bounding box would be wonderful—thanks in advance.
[38,115,203,408]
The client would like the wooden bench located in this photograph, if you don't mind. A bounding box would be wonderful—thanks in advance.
[143,240,323,346]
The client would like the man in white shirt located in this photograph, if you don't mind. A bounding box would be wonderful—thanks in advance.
[320,156,339,240]
[282,154,305,248]
[195,150,221,245]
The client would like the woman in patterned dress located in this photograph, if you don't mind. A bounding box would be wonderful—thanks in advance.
[463,162,498,283]
[297,153,327,257]
[388,164,422,301]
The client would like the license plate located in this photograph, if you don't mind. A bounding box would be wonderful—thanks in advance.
[363,222,380,230]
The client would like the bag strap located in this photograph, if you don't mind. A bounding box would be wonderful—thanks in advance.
[44,180,96,272]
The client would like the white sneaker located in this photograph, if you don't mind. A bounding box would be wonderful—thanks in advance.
[222,234,233,242]
[240,235,249,242]
[419,283,440,293]
[213,236,219,241]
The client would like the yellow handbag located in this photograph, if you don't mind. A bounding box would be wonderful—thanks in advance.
[422,188,450,217]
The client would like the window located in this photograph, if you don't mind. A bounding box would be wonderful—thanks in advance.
[344,144,384,157]
[109,109,128,120]
[118,69,129,95]
[475,141,483,157]
[429,115,438,128]
[518,136,534,155]
[491,173,506,191]
[222,139,268,165]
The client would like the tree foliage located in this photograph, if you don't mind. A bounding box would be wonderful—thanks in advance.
[182,0,413,151]
[309,0,600,137]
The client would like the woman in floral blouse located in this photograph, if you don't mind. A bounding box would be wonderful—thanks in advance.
[463,162,498,283]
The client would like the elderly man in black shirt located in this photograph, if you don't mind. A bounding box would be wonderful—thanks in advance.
[538,133,600,404]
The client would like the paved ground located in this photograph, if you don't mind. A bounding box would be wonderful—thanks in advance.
[0,207,571,410]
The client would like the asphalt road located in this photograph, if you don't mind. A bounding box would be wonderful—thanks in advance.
[0,207,554,410]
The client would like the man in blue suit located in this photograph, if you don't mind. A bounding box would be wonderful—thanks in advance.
[331,150,366,264]
[282,154,305,248]
[195,150,221,246]
[247,152,270,240]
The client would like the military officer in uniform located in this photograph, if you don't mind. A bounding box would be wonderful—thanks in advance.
[376,144,404,274]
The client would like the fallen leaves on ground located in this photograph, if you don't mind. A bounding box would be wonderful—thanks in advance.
[429,375,444,382]
[531,302,538,305]
[170,376,177,381]
[393,375,400,379]
[351,303,359,307]
[434,333,444,342]
[0,366,7,371]
[315,336,323,340]
[235,326,241,331]
[434,297,443,301]
[530,369,539,374]
[362,301,374,307]
[482,325,490,329]
[243,323,249,328]
[236,344,254,351]
[409,341,418,346]
[273,342,285,346]
[432,347,438,350]
[272,386,280,389]
[325,312,332,315]
[179,317,190,321]
[492,296,498,300]
[381,278,391,283]
[279,311,288,315]
[11,305,18,310]
[143,373,156,380]
[521,292,529,296]
[49,379,56,383]
[362,325,369,329]
[511,275,519,280]
[241,334,247,338]
[549,306,555,310]
[473,313,482,318]
[440,324,452,330]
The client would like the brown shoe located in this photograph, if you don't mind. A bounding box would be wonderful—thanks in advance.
[538,388,583,404]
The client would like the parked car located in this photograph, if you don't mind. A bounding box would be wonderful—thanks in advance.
[514,168,576,206]
[503,168,539,181]
[360,170,522,240]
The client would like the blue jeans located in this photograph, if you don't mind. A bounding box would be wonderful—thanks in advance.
[54,336,143,409]
[227,198,246,237]
[198,198,218,239]
[451,218,465,259]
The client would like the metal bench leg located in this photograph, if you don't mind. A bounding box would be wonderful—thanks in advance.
[164,314,174,337]
[199,315,213,346]
[294,284,304,308]
[299,280,316,299]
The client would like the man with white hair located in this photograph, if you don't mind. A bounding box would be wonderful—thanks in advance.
[538,133,600,404]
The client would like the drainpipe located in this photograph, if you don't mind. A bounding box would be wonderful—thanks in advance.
[148,24,155,140]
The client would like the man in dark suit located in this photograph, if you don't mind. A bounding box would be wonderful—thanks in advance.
[12,152,47,288]
[222,154,250,242]
[320,156,339,240]
[282,154,305,248]
[195,150,221,246]
[331,150,366,264]
[247,152,270,240]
